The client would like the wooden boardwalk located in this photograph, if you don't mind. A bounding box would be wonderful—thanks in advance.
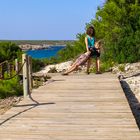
[0,73,140,140]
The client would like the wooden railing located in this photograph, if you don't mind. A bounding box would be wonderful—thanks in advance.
[22,54,33,97]
[0,54,33,98]
[0,60,15,79]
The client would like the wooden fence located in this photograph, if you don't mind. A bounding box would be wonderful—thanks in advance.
[0,54,33,98]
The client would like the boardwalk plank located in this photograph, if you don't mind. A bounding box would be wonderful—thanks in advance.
[0,73,139,140]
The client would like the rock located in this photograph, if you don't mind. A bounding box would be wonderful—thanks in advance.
[112,66,118,74]
[117,62,140,127]
[48,67,57,73]
[124,76,140,95]
[124,63,130,71]
[118,74,125,80]
[39,61,73,73]
[32,73,51,82]
[55,61,73,72]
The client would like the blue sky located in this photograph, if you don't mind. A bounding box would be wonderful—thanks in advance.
[0,0,104,40]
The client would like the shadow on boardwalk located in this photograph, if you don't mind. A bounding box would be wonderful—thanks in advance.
[0,91,55,126]
[121,80,140,129]
[0,73,140,140]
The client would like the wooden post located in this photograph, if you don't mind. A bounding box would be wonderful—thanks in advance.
[0,65,2,79]
[28,56,33,92]
[135,0,138,5]
[9,63,14,77]
[7,62,10,76]
[1,64,4,78]
[11,64,15,75]
[2,63,7,78]
[15,59,19,73]
[22,54,30,98]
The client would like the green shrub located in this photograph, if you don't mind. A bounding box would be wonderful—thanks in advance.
[48,67,57,73]
[0,76,23,99]
[0,42,22,63]
[32,56,60,73]
[91,0,140,63]
[90,60,114,73]
[118,64,125,72]
[32,59,45,72]
[0,42,23,99]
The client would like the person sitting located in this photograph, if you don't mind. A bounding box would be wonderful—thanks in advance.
[62,40,102,75]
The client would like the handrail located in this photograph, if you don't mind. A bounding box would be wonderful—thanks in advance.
[0,60,8,66]
[0,60,16,79]
[0,54,33,98]
[0,61,26,80]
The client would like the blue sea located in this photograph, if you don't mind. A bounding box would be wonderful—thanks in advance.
[26,46,65,59]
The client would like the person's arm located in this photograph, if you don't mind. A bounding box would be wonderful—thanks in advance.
[95,42,100,53]
[85,37,90,52]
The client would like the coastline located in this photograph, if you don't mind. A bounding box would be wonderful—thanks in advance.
[19,44,66,51]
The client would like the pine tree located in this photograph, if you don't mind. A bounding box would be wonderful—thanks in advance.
[89,0,140,63]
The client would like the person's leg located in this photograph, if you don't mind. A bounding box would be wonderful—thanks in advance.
[86,57,92,74]
[67,65,78,74]
[96,57,101,74]
[70,60,78,67]
[62,53,90,75]
[63,54,85,75]
[62,64,78,75]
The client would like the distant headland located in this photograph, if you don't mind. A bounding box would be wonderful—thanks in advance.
[0,40,74,51]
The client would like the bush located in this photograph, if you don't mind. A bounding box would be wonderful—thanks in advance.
[0,76,23,99]
[0,42,23,99]
[32,59,45,72]
[118,64,125,72]
[90,60,114,73]
[0,42,22,63]
[57,34,86,62]
[91,1,140,64]
[48,67,57,73]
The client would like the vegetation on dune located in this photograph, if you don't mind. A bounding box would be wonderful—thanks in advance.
[0,42,22,63]
[0,42,23,99]
[49,0,140,72]
[92,0,140,63]
[0,76,23,99]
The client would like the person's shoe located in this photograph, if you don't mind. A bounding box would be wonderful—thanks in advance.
[96,71,102,74]
[62,73,68,76]
[86,71,90,75]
